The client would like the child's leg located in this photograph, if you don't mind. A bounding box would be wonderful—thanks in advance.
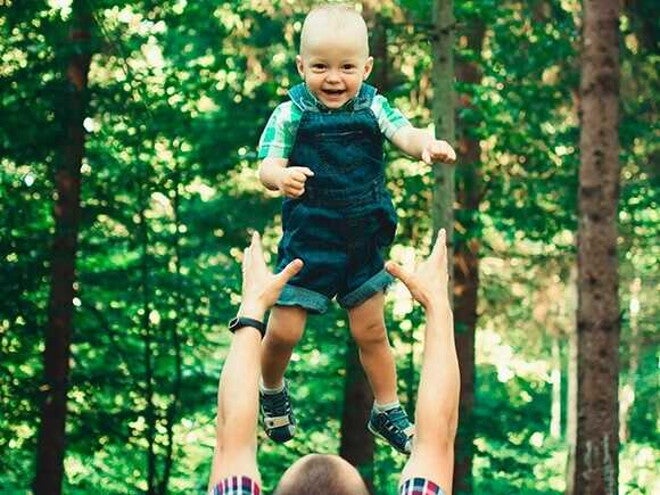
[347,292,398,404]
[261,305,307,388]
[259,305,306,443]
[349,291,414,454]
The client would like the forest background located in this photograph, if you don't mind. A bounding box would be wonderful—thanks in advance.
[0,0,657,494]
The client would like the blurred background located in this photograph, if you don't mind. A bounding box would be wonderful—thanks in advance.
[0,0,657,493]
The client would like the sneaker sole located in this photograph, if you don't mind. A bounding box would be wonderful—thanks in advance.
[265,429,295,444]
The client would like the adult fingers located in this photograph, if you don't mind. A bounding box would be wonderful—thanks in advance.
[276,258,303,286]
[385,261,413,287]
[249,231,263,259]
[430,229,447,259]
[242,246,250,272]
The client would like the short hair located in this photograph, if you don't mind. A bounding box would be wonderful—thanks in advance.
[274,454,369,495]
[299,4,369,57]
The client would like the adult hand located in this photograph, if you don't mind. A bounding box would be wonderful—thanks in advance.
[421,140,457,165]
[239,232,303,318]
[277,166,314,198]
[385,229,450,310]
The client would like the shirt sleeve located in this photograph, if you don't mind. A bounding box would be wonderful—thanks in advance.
[257,101,301,159]
[371,94,412,141]
[209,476,261,495]
[399,477,446,495]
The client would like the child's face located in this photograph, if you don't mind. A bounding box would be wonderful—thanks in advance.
[296,32,373,110]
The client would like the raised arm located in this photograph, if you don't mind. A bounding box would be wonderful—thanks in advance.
[208,232,303,492]
[386,229,459,493]
[390,127,457,165]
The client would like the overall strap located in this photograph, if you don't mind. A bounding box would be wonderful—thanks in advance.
[288,83,319,112]
[353,84,377,111]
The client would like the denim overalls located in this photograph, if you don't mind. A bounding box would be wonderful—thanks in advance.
[275,83,397,313]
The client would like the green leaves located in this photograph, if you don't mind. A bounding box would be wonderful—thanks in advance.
[0,0,656,493]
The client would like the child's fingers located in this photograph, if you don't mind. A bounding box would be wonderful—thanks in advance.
[291,173,309,184]
[289,166,315,177]
[438,142,456,163]
[421,149,432,164]
[285,186,305,198]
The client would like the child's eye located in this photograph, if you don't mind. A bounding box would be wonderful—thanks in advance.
[312,63,326,71]
[342,64,356,71]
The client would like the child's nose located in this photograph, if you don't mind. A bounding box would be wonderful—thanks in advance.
[326,69,341,82]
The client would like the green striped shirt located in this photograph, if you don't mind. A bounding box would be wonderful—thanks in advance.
[258,90,411,159]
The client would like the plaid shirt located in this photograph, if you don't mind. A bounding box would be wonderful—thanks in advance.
[209,476,444,495]
[258,86,411,159]
[209,476,261,495]
[399,477,445,495]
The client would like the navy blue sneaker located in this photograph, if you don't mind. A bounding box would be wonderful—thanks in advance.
[259,382,296,443]
[367,404,414,454]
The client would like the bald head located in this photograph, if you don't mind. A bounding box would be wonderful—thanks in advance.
[299,4,370,59]
[274,454,369,495]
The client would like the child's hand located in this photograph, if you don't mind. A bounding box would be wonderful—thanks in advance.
[421,140,456,165]
[277,166,314,198]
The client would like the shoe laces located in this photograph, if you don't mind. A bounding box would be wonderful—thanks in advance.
[382,407,411,435]
[263,389,291,416]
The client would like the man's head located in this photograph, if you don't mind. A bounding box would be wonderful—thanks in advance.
[296,4,373,109]
[274,453,369,495]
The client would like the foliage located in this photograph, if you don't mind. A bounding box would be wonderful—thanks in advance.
[0,0,656,493]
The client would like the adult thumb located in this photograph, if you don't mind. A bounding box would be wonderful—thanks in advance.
[385,261,408,284]
[277,258,303,284]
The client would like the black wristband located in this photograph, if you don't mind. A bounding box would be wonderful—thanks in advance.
[228,316,266,338]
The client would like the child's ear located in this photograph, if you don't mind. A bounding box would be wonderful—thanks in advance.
[295,55,305,78]
[363,56,374,81]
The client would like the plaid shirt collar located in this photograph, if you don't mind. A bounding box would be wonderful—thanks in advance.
[301,83,359,112]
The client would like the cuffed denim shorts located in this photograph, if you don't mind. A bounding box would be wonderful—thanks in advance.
[275,182,397,313]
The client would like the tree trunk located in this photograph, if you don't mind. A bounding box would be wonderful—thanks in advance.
[550,337,562,439]
[158,184,185,495]
[432,0,455,248]
[33,2,91,493]
[139,192,158,495]
[431,8,457,486]
[451,17,484,495]
[619,278,640,443]
[566,267,578,495]
[573,1,622,493]
[339,337,375,494]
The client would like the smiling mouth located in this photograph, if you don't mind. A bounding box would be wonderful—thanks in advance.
[322,89,345,98]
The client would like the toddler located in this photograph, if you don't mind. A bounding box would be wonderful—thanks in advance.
[257,3,456,454]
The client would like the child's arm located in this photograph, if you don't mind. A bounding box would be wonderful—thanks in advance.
[258,157,314,198]
[391,126,457,165]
